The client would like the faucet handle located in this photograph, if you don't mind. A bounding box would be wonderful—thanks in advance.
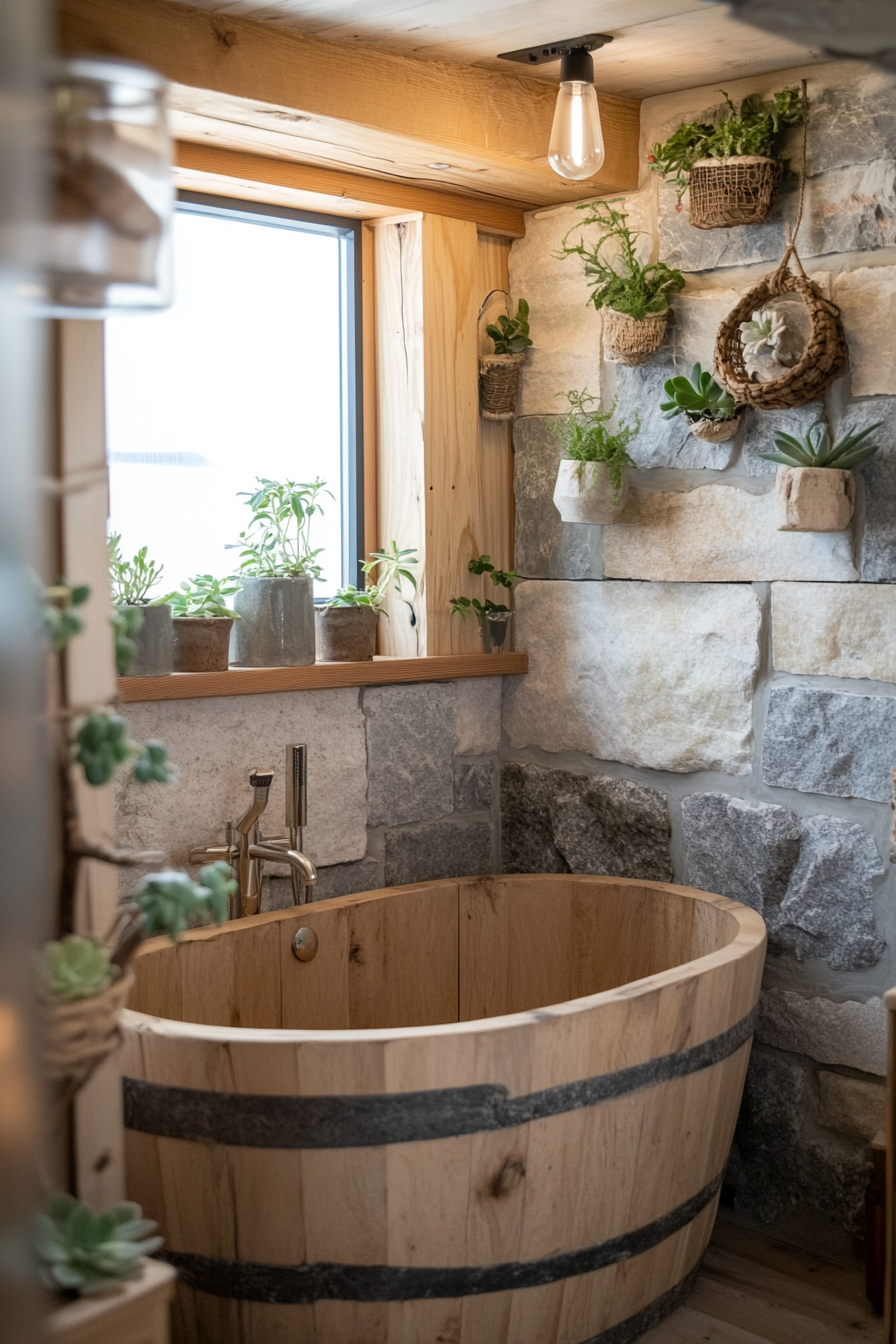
[249,769,274,789]
[285,744,307,831]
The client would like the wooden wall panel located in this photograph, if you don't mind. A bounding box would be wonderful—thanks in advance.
[476,235,515,573]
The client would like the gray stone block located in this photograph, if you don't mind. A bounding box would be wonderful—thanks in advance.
[763,686,896,802]
[818,1072,885,1143]
[266,857,384,910]
[798,1139,873,1237]
[840,396,896,580]
[512,417,600,580]
[384,819,493,886]
[610,363,739,470]
[804,72,896,175]
[455,678,502,755]
[741,403,826,477]
[364,683,455,827]
[659,177,794,273]
[726,1046,805,1224]
[758,990,887,1076]
[501,762,672,881]
[454,760,493,813]
[681,792,886,969]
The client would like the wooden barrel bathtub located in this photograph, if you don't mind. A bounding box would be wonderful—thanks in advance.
[121,875,766,1344]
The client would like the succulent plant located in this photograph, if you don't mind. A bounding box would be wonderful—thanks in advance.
[661,363,738,423]
[39,936,118,1002]
[132,739,177,785]
[739,308,787,357]
[759,421,883,470]
[485,299,533,355]
[109,534,165,606]
[74,711,175,788]
[324,541,418,613]
[161,573,241,619]
[111,606,143,676]
[136,862,234,940]
[43,581,90,652]
[37,1193,162,1296]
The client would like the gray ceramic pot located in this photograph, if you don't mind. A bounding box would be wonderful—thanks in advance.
[315,606,377,662]
[172,617,234,672]
[119,603,172,676]
[230,576,315,667]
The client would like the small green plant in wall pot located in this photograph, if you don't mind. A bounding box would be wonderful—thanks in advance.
[760,420,881,532]
[161,573,241,673]
[661,363,742,443]
[479,297,533,421]
[37,1192,163,1298]
[229,477,331,668]
[450,555,516,653]
[316,542,418,662]
[552,389,640,524]
[109,535,172,677]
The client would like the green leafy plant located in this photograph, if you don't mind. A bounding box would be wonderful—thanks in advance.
[108,534,164,606]
[44,581,90,652]
[759,421,883,470]
[485,299,533,355]
[553,389,640,502]
[39,935,117,1002]
[661,363,738,424]
[557,203,685,320]
[649,87,806,201]
[450,555,517,623]
[111,606,143,676]
[74,710,176,788]
[233,477,332,579]
[136,862,234,940]
[161,573,241,619]
[37,1193,162,1296]
[324,541,418,613]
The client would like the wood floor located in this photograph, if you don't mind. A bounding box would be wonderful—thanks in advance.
[643,1220,882,1344]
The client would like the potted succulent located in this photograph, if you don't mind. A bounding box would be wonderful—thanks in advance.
[558,203,684,366]
[108,535,172,677]
[552,389,640,523]
[316,541,418,662]
[660,363,742,442]
[479,297,533,420]
[161,573,240,673]
[229,477,331,668]
[649,86,806,229]
[450,555,516,653]
[760,420,882,532]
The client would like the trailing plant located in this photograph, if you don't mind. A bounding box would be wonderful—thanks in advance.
[323,541,418,613]
[111,606,142,676]
[759,421,883,470]
[233,477,332,579]
[649,87,806,201]
[39,936,117,1002]
[36,1193,163,1297]
[449,555,517,623]
[485,299,533,355]
[661,363,738,423]
[557,203,685,320]
[44,580,89,652]
[73,710,175,788]
[135,864,232,940]
[553,389,640,502]
[108,534,164,606]
[162,573,241,619]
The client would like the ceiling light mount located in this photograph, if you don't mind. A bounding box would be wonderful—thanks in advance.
[497,34,613,67]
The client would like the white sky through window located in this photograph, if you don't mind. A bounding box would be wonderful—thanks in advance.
[106,206,345,599]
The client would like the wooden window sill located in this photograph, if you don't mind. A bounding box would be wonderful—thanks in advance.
[117,653,528,703]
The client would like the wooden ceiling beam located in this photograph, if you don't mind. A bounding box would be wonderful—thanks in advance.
[57,0,641,207]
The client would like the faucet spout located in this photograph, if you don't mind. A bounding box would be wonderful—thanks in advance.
[248,844,318,906]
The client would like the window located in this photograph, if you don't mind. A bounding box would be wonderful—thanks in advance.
[105,193,362,600]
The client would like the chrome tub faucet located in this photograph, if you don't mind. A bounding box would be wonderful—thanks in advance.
[189,744,317,918]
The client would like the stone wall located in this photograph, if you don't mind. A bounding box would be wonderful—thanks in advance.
[506,59,896,1252]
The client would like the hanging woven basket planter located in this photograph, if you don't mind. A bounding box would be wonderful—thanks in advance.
[479,352,527,421]
[714,243,847,411]
[688,156,783,230]
[42,969,134,1097]
[603,308,668,367]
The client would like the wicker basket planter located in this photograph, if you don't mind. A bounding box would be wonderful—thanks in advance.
[603,308,668,367]
[775,466,856,533]
[42,970,134,1096]
[686,412,742,443]
[553,460,630,524]
[479,353,526,420]
[689,155,783,230]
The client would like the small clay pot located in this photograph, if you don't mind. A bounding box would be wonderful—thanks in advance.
[118,603,172,676]
[553,460,629,524]
[316,606,378,662]
[172,617,234,672]
[775,466,856,533]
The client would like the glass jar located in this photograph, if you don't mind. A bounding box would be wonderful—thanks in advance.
[482,610,514,654]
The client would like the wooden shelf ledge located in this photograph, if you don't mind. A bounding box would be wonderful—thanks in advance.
[117,653,528,702]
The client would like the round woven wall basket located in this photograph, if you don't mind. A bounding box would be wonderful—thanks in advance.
[479,353,526,420]
[603,308,668,367]
[689,156,783,230]
[42,969,134,1096]
[714,245,847,411]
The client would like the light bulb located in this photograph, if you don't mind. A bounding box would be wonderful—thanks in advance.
[548,48,605,182]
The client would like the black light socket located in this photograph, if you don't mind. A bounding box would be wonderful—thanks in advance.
[559,47,595,84]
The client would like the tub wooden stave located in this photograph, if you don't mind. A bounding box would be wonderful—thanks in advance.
[122,875,766,1344]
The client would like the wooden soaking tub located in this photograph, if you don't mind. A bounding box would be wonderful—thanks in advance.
[122,875,766,1344]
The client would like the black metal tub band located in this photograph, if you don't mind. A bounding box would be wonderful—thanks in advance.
[160,1170,722,1304]
[124,1004,756,1149]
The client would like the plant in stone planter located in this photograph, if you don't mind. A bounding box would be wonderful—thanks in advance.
[557,203,684,366]
[649,85,806,228]
[37,1192,163,1298]
[450,555,517,653]
[229,476,332,668]
[660,363,742,442]
[479,296,533,421]
[316,541,418,663]
[161,573,241,673]
[759,420,882,532]
[552,389,640,524]
[108,535,172,677]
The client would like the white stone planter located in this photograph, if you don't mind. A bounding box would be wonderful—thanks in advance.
[553,460,629,524]
[775,465,856,533]
[48,1258,176,1344]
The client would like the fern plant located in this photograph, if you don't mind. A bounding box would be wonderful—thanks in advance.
[557,203,684,320]
[553,390,640,503]
[759,421,882,470]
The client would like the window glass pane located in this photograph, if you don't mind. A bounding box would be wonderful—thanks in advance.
[106,203,353,600]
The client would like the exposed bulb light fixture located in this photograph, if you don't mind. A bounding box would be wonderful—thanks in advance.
[498,33,613,183]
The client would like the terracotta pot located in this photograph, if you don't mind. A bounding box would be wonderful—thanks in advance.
[230,576,315,667]
[775,466,856,533]
[553,460,629,524]
[687,412,742,443]
[118,603,172,676]
[315,606,378,661]
[172,617,234,672]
